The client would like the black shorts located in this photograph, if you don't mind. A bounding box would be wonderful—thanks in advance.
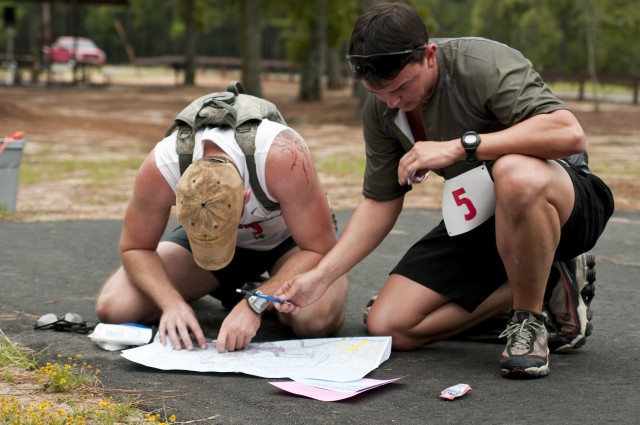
[391,161,614,312]
[163,226,297,308]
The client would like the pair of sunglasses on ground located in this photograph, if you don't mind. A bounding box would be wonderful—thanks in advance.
[34,313,96,334]
[346,45,426,79]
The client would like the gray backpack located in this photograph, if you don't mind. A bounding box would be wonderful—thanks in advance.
[165,81,286,212]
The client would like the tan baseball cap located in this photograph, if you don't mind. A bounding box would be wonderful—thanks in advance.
[176,157,244,270]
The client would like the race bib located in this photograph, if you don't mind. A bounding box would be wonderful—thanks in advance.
[442,165,496,236]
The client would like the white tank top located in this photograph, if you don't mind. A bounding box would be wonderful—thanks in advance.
[154,119,293,250]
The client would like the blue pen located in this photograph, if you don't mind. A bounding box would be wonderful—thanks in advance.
[236,288,290,304]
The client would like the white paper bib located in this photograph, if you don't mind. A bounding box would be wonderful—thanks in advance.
[442,165,496,236]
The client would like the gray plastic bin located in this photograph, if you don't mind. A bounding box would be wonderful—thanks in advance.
[0,136,26,212]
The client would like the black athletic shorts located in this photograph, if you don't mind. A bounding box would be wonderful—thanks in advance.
[391,161,615,313]
[163,226,297,308]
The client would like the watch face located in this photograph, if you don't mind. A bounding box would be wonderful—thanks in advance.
[463,133,478,146]
[248,296,269,314]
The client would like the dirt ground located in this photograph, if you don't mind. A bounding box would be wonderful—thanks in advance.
[0,69,638,221]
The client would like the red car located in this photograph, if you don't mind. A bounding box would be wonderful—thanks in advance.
[43,36,107,66]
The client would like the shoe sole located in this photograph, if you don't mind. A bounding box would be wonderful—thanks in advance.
[501,364,550,379]
[500,351,551,379]
[553,254,596,353]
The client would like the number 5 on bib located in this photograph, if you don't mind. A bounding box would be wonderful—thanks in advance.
[442,165,496,236]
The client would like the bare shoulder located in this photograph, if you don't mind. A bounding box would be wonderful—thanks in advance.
[130,149,175,213]
[266,129,320,198]
[270,128,311,159]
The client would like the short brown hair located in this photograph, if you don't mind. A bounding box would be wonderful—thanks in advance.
[347,2,429,86]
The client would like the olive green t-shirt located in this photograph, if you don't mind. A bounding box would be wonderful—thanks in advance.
[361,37,575,202]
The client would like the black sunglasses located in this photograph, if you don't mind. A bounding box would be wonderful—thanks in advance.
[346,46,426,79]
[34,313,96,334]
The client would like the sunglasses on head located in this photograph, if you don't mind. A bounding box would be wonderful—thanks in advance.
[34,313,95,334]
[346,45,426,79]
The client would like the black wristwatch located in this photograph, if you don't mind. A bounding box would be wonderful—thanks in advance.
[246,291,269,315]
[461,131,481,162]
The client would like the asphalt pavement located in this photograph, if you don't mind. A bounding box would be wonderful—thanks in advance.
[1,209,639,424]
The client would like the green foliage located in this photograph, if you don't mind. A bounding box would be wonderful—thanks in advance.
[316,154,366,178]
[37,355,97,393]
[0,330,38,371]
[20,156,142,187]
[3,0,639,75]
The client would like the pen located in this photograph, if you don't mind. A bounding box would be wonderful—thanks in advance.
[235,288,290,304]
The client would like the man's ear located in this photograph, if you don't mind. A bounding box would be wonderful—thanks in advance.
[243,188,252,204]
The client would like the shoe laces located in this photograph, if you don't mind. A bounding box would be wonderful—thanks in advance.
[499,319,545,351]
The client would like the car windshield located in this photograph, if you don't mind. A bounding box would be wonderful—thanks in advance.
[59,39,96,49]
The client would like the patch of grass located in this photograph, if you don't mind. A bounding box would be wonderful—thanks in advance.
[0,329,38,371]
[548,81,635,95]
[37,354,98,393]
[0,330,179,425]
[316,154,366,177]
[590,159,640,176]
[20,156,142,186]
[0,204,15,220]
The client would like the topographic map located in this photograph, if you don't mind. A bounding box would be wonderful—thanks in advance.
[120,336,392,381]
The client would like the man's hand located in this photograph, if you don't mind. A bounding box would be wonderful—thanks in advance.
[273,268,329,314]
[215,301,262,353]
[397,140,460,185]
[158,301,207,351]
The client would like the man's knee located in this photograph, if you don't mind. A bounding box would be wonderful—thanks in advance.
[291,308,345,338]
[366,303,430,351]
[366,308,395,339]
[493,155,549,212]
[95,291,116,323]
[289,276,348,337]
[95,267,157,324]
[95,269,121,322]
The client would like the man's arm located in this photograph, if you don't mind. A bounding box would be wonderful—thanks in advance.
[398,109,585,185]
[215,129,340,352]
[263,129,339,282]
[119,150,207,350]
[275,196,404,313]
[474,109,585,161]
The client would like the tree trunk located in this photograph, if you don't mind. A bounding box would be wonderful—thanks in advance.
[240,0,262,96]
[183,0,197,86]
[583,0,600,112]
[354,0,378,114]
[326,46,343,90]
[299,0,326,101]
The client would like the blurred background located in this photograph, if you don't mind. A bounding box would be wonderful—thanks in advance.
[0,0,638,102]
[0,0,638,221]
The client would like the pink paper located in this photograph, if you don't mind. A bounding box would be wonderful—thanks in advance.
[269,377,403,402]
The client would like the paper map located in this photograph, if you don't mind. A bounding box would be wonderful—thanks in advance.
[270,377,404,401]
[120,336,392,382]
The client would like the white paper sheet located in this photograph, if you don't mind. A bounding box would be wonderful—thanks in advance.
[120,336,392,382]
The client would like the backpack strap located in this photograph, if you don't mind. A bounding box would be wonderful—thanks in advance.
[176,125,196,176]
[166,82,282,212]
[227,80,246,95]
[167,92,237,176]
[235,121,280,212]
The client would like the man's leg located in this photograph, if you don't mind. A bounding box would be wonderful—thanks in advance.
[492,155,575,378]
[546,253,597,352]
[366,274,512,350]
[95,241,219,324]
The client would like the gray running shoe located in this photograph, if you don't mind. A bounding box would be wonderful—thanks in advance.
[546,253,596,353]
[499,310,550,379]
